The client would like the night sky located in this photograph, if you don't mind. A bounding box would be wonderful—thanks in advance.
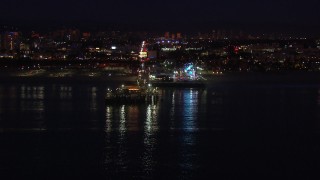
[1,0,320,33]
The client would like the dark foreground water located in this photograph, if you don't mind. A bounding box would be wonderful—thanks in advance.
[1,76,320,179]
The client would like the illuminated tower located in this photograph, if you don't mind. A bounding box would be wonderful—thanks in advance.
[2,32,19,51]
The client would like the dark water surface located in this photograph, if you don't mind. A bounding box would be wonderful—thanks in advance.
[1,78,320,179]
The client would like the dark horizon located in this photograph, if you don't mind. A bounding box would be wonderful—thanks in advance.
[1,21,319,37]
[1,0,320,36]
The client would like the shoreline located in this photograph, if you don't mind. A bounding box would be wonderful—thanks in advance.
[1,71,320,86]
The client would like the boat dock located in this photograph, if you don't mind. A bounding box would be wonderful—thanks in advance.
[105,85,159,104]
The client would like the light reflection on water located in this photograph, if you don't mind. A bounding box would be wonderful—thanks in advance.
[183,89,198,132]
[59,86,72,99]
[180,90,199,177]
[142,104,159,175]
[20,86,45,100]
[119,105,126,133]
[117,105,128,171]
[145,104,158,133]
[19,86,45,121]
[127,105,140,131]
[102,89,204,178]
[0,84,105,131]
[89,87,97,112]
[2,83,320,179]
[105,106,113,133]
[170,91,176,129]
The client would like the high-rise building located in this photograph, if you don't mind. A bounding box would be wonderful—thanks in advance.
[82,32,91,41]
[176,33,182,39]
[70,29,80,41]
[212,30,216,39]
[164,32,170,39]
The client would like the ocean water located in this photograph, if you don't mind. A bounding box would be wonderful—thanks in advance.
[1,77,320,179]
